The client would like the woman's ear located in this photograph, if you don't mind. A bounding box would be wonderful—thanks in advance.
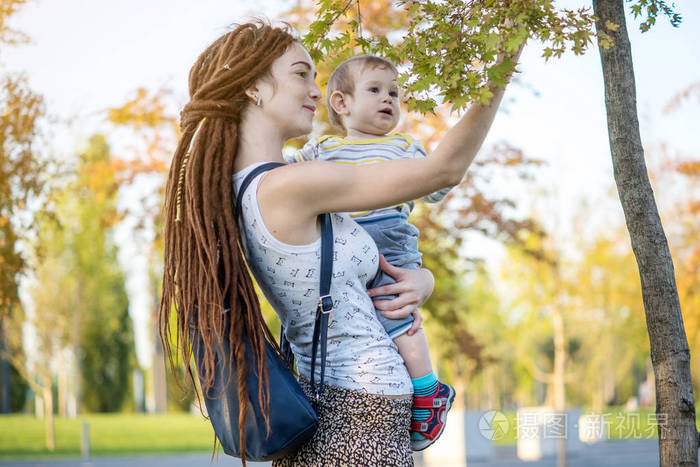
[245,88,260,106]
[329,91,349,116]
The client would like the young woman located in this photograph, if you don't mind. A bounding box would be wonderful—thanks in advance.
[160,22,517,465]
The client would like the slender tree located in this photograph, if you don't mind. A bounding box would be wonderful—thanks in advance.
[592,0,697,464]
[0,0,53,438]
[106,88,177,412]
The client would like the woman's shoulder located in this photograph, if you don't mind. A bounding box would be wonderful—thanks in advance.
[233,161,279,188]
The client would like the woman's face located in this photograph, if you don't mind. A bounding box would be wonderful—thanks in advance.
[255,42,321,140]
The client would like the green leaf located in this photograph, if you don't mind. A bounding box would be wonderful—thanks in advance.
[478,86,494,106]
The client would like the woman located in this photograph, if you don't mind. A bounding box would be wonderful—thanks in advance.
[160,22,516,465]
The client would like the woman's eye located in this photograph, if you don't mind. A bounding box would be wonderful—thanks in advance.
[297,72,307,77]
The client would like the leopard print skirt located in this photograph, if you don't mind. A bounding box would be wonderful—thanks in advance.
[272,378,413,466]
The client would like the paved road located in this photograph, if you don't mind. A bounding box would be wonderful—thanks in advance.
[464,440,660,467]
[1,440,659,467]
[0,454,268,467]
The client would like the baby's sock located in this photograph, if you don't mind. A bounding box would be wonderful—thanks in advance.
[411,371,438,441]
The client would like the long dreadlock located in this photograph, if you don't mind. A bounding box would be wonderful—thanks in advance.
[159,22,296,463]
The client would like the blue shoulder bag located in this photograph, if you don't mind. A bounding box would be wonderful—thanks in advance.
[191,162,333,461]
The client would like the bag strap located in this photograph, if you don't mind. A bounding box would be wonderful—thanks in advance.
[310,212,333,408]
[235,162,295,363]
[235,162,333,409]
[235,162,286,217]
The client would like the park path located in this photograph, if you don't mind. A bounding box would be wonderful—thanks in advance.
[0,454,269,467]
[466,439,659,467]
[0,439,659,466]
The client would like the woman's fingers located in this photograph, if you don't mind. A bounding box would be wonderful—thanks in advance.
[380,304,417,320]
[407,310,423,335]
[366,257,434,315]
[368,281,406,298]
[379,307,423,335]
[374,292,418,311]
[377,254,405,278]
[411,268,434,307]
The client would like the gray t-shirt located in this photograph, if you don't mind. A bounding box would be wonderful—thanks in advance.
[233,162,412,396]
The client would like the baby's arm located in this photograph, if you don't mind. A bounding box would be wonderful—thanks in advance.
[283,138,320,164]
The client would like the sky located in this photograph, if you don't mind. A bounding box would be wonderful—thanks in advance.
[4,0,699,367]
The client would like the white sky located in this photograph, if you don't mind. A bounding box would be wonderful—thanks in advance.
[4,0,699,367]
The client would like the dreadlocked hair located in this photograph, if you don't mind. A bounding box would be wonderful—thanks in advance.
[159,21,296,464]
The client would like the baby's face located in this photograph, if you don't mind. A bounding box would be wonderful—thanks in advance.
[343,65,400,138]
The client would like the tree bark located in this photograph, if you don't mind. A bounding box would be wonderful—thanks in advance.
[152,275,167,413]
[57,349,67,417]
[552,304,567,467]
[0,329,10,414]
[43,382,55,451]
[593,0,698,464]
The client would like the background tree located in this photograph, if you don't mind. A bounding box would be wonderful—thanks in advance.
[0,0,30,49]
[71,135,133,412]
[0,73,48,418]
[28,135,134,414]
[568,227,649,411]
[0,75,46,316]
[106,87,184,412]
[0,0,52,438]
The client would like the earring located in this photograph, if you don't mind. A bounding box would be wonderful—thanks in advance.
[256,95,262,106]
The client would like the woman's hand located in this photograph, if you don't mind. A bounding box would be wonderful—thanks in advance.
[367,255,434,335]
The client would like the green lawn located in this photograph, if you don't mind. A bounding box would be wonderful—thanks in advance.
[0,413,217,459]
[2,409,696,459]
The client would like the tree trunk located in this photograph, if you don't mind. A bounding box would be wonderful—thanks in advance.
[149,270,167,413]
[0,329,10,414]
[593,0,699,464]
[43,383,55,451]
[57,349,67,417]
[552,305,567,467]
[71,276,83,415]
[646,358,657,407]
[67,346,78,418]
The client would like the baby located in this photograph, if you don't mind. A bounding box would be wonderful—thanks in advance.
[284,55,455,450]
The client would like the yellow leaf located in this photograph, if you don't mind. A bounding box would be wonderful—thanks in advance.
[605,20,620,32]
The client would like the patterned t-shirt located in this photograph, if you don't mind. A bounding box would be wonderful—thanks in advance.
[233,162,412,396]
[284,134,453,220]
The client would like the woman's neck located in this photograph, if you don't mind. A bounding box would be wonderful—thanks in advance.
[235,114,286,172]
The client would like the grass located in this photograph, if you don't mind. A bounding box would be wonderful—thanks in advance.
[2,408,698,459]
[0,413,216,459]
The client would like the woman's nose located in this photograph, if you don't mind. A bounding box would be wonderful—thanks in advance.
[310,83,322,101]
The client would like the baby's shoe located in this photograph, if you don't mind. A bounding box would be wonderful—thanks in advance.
[410,381,456,451]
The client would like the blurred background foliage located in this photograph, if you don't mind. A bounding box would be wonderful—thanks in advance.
[0,0,698,456]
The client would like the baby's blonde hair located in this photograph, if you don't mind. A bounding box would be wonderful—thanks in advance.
[326,55,398,130]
